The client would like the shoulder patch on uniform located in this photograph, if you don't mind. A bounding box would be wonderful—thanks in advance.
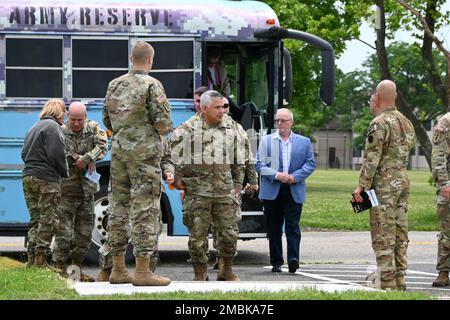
[156,94,167,104]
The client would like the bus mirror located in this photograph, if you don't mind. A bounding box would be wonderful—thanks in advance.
[283,48,292,105]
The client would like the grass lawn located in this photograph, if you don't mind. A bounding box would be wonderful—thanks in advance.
[303,169,437,231]
[0,257,433,300]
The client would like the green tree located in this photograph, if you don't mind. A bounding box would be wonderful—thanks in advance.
[340,42,446,151]
[365,41,445,122]
[371,0,450,169]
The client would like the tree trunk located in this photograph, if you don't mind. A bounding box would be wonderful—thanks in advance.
[373,0,432,170]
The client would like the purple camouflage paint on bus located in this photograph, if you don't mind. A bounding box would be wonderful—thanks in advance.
[0,0,279,41]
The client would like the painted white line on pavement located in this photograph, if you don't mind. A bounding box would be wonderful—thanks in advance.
[301,265,371,269]
[263,266,375,289]
[406,269,438,276]
[406,286,450,292]
[404,282,449,286]
[298,269,370,273]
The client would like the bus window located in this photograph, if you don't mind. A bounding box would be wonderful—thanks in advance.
[72,39,128,98]
[244,54,269,110]
[6,37,63,98]
[203,43,277,125]
[223,54,238,102]
[146,40,194,99]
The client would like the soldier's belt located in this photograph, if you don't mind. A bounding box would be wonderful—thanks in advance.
[189,164,232,170]
[378,166,407,172]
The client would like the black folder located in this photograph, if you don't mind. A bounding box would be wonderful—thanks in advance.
[350,189,379,213]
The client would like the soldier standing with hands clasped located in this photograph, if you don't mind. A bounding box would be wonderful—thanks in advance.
[353,80,416,290]
[171,90,243,282]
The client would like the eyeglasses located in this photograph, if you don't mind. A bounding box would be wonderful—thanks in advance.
[275,118,292,123]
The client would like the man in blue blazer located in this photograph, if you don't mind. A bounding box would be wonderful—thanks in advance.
[256,108,316,273]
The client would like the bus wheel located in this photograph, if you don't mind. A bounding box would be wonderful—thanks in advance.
[92,183,109,249]
[85,180,133,265]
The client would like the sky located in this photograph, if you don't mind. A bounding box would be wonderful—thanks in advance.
[336,2,450,73]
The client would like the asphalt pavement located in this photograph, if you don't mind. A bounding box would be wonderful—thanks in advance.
[1,231,448,298]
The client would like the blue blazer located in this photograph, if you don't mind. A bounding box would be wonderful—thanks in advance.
[256,132,316,204]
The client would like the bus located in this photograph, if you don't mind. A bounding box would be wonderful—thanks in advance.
[0,0,335,254]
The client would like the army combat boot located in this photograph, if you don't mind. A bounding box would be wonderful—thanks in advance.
[395,275,406,291]
[97,267,112,282]
[380,278,397,290]
[109,255,134,284]
[217,257,240,281]
[34,254,60,272]
[432,271,449,287]
[54,261,68,278]
[193,262,209,281]
[72,260,95,282]
[25,253,35,268]
[149,254,159,273]
[132,256,171,286]
[213,256,221,270]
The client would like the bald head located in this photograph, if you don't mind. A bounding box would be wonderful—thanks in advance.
[131,42,154,67]
[68,102,86,116]
[376,80,397,106]
[68,102,87,132]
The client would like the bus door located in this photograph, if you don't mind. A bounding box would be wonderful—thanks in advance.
[204,42,281,131]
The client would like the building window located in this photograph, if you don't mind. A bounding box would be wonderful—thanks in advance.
[353,148,362,157]
[72,39,128,98]
[6,38,63,98]
[147,40,194,99]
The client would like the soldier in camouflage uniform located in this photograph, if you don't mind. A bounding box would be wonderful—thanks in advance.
[21,99,68,269]
[96,136,174,281]
[354,80,416,290]
[211,98,259,270]
[431,112,450,287]
[103,41,173,287]
[52,102,107,281]
[171,90,243,281]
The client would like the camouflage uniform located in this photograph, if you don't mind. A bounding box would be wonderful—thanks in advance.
[431,113,450,272]
[52,119,107,264]
[22,116,68,260]
[99,136,174,270]
[23,176,62,258]
[211,114,258,253]
[103,69,173,259]
[358,107,416,282]
[171,115,243,264]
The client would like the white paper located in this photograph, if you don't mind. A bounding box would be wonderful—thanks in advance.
[366,189,379,207]
[85,170,101,184]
